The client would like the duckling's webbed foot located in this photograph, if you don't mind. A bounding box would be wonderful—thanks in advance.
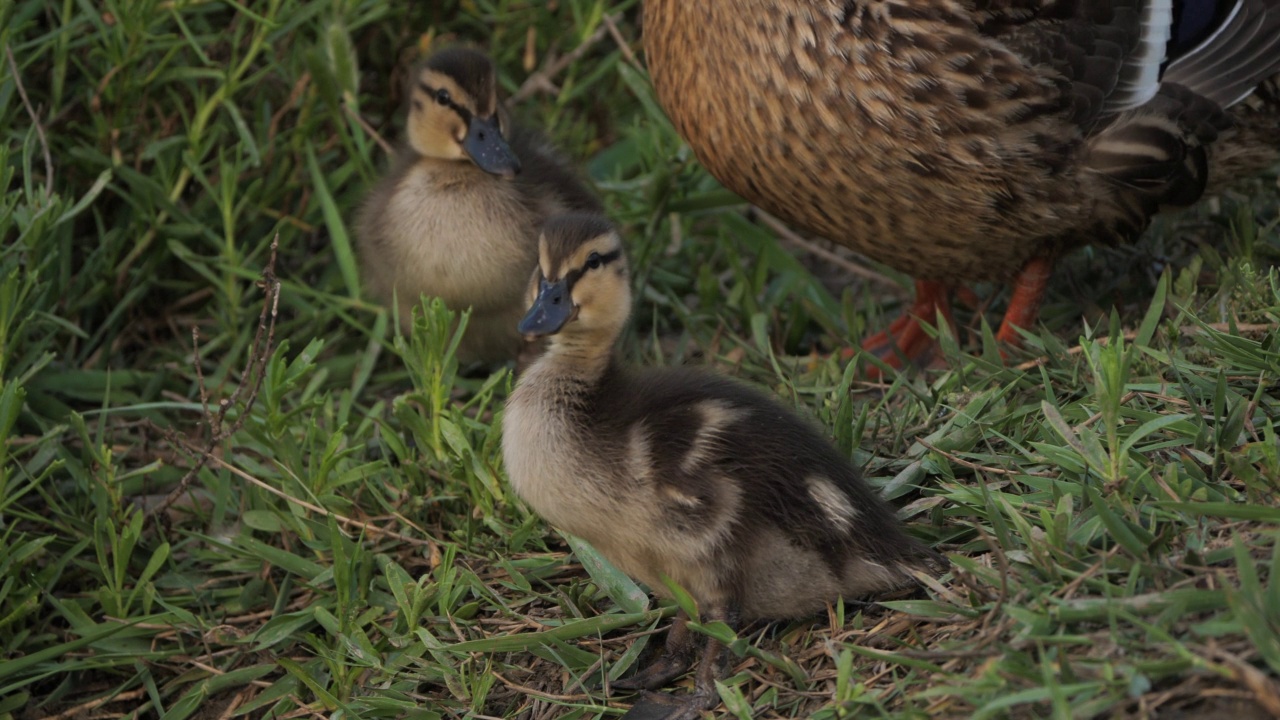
[618,603,738,719]
[620,689,719,720]
[618,638,727,720]
[612,611,697,692]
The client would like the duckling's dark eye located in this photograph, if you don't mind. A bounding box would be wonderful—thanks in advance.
[435,88,451,106]
[586,252,603,270]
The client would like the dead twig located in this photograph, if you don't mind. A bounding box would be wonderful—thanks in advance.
[147,235,282,524]
[37,689,147,720]
[1192,322,1276,335]
[186,445,438,549]
[507,15,619,107]
[1200,645,1280,718]
[344,102,394,156]
[490,669,592,702]
[752,209,904,291]
[215,689,252,720]
[916,437,1055,477]
[601,12,641,69]
[1014,330,1139,370]
[6,44,54,200]
[1013,322,1277,371]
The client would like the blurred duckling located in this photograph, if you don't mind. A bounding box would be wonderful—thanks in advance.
[356,47,600,365]
[503,214,942,717]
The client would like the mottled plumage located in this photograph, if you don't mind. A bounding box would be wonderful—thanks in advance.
[503,214,939,716]
[356,48,599,364]
[643,0,1280,365]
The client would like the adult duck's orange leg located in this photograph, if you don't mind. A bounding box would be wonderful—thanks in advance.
[994,257,1052,346]
[852,280,954,372]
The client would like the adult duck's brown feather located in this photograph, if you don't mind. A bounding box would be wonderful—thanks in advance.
[643,0,1280,369]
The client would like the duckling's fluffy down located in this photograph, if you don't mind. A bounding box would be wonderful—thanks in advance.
[504,361,940,620]
[356,125,599,364]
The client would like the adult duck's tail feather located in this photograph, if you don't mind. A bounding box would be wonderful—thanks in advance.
[1164,0,1280,106]
[1081,0,1280,238]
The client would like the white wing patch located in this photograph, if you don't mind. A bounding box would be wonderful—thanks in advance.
[1107,0,1175,112]
[806,475,859,533]
[680,400,749,474]
[1164,0,1279,107]
[627,423,654,486]
[658,483,704,508]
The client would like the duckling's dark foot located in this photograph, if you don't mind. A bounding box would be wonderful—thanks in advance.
[619,689,719,720]
[612,655,694,693]
[612,612,697,692]
[619,636,726,720]
[993,257,1051,349]
[628,628,731,718]
[854,279,954,377]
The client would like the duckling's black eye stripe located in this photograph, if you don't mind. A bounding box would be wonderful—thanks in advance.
[418,81,471,123]
[561,250,622,290]
[593,250,622,267]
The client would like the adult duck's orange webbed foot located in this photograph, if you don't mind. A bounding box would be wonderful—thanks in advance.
[852,280,954,376]
[844,260,1050,377]
[994,257,1052,347]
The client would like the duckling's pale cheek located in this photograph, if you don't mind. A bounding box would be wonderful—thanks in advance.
[568,290,593,317]
[442,119,469,159]
[409,111,467,161]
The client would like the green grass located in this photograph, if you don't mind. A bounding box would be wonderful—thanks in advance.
[3,1,1280,718]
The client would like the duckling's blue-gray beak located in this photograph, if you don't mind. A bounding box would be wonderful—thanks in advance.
[518,278,575,336]
[464,115,521,179]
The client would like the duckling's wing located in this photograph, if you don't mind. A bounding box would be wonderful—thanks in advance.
[714,393,924,565]
[508,125,602,214]
[607,369,923,566]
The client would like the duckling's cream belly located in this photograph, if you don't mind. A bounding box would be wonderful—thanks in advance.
[360,164,539,363]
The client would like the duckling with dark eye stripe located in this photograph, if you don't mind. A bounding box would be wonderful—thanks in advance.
[503,213,943,718]
[356,47,600,365]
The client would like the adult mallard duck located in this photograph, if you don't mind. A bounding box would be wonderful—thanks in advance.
[643,0,1280,370]
[503,213,941,718]
[356,47,600,365]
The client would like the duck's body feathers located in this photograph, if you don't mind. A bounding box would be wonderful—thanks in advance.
[643,0,1280,283]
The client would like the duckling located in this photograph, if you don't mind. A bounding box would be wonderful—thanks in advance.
[503,213,941,717]
[643,0,1280,371]
[356,47,600,365]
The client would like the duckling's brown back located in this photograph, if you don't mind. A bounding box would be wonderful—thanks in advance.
[588,364,940,619]
[508,125,602,217]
